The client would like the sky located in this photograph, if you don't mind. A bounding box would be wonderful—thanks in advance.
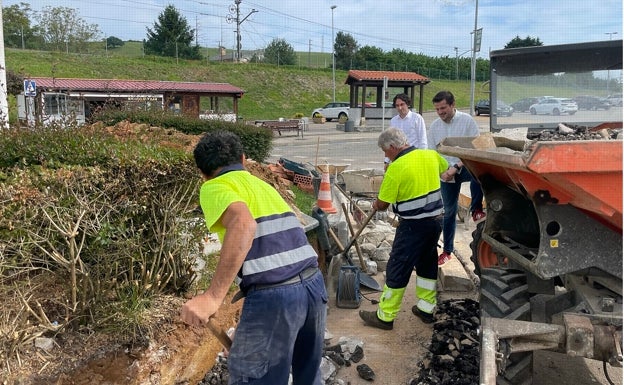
[6,0,623,59]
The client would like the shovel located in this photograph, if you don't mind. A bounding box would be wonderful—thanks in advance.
[207,317,232,350]
[327,209,382,291]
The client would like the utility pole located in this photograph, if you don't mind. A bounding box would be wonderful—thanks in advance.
[455,47,459,80]
[331,5,337,103]
[0,2,9,128]
[226,0,257,62]
[605,32,618,94]
[469,0,481,116]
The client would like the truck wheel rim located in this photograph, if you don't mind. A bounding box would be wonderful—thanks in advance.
[476,240,501,268]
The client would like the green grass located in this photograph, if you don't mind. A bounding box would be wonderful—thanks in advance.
[6,44,479,121]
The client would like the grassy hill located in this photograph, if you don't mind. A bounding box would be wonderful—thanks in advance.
[5,42,478,121]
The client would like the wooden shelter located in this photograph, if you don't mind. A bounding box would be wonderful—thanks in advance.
[345,70,430,118]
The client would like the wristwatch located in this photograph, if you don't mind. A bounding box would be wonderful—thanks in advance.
[452,164,461,171]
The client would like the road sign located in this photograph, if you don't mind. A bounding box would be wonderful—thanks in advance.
[24,80,36,97]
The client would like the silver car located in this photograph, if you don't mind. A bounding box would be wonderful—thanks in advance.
[529,98,578,116]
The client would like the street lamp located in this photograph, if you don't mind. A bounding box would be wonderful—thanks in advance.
[469,0,479,116]
[605,32,618,94]
[455,47,471,80]
[331,5,337,103]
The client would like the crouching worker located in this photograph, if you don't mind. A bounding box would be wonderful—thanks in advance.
[181,130,328,384]
[359,128,447,330]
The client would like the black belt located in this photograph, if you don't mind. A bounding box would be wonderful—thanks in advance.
[231,267,319,303]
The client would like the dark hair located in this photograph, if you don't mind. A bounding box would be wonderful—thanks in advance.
[193,131,244,177]
[393,93,411,108]
[432,91,455,105]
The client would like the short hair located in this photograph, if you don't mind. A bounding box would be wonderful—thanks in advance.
[193,130,244,177]
[378,127,408,150]
[432,90,455,105]
[393,93,412,108]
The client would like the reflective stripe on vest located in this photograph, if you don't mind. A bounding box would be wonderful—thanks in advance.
[240,211,317,289]
[392,189,443,219]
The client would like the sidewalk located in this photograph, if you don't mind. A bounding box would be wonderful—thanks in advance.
[275,110,490,144]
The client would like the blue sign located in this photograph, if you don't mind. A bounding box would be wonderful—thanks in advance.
[24,80,36,97]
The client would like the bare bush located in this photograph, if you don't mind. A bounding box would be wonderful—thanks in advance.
[0,157,203,370]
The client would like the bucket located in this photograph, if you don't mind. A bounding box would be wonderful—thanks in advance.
[313,175,335,198]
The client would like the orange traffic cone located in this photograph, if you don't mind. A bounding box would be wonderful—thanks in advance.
[316,170,337,214]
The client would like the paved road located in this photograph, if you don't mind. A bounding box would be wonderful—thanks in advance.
[266,110,490,169]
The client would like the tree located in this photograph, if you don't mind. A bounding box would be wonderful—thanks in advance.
[353,45,385,69]
[144,5,201,60]
[106,36,124,49]
[334,32,358,70]
[264,38,296,65]
[37,6,101,52]
[505,35,543,49]
[3,2,43,49]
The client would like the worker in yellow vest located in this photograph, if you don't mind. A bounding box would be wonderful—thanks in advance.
[181,131,327,384]
[359,127,447,329]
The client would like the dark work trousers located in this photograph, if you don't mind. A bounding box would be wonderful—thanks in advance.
[228,270,328,385]
[385,217,442,289]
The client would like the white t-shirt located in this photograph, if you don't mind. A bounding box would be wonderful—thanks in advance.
[389,110,427,149]
[385,110,427,164]
[427,110,479,165]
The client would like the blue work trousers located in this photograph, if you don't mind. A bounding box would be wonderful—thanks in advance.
[228,270,328,385]
[440,168,483,254]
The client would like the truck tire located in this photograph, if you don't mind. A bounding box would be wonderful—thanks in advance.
[480,267,533,385]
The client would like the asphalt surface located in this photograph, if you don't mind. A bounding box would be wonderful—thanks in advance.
[266,110,491,167]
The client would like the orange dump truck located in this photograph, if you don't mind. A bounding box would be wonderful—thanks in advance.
[438,40,623,384]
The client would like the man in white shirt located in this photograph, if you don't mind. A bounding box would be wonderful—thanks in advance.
[384,93,427,166]
[427,90,486,266]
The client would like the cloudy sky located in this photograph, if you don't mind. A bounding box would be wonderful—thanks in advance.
[7,0,623,58]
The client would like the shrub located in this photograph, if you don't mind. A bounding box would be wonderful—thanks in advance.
[0,125,204,352]
[91,108,274,162]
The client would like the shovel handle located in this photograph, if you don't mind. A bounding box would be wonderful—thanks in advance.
[341,209,377,256]
[327,227,345,251]
[341,203,367,270]
[207,317,232,350]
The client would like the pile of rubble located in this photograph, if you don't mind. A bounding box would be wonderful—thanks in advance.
[409,298,480,385]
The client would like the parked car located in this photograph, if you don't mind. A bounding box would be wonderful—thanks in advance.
[474,99,514,116]
[573,95,611,110]
[474,99,490,115]
[529,97,578,115]
[607,94,623,106]
[496,101,514,117]
[511,97,540,112]
[311,102,349,121]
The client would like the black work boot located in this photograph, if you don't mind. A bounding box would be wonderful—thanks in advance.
[359,310,393,330]
[412,306,435,324]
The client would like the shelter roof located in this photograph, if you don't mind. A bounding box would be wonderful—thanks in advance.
[29,77,245,96]
[345,70,430,85]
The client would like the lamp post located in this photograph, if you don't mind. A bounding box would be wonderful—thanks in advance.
[455,47,471,80]
[605,32,617,94]
[331,5,337,103]
[605,32,618,40]
[469,0,479,116]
